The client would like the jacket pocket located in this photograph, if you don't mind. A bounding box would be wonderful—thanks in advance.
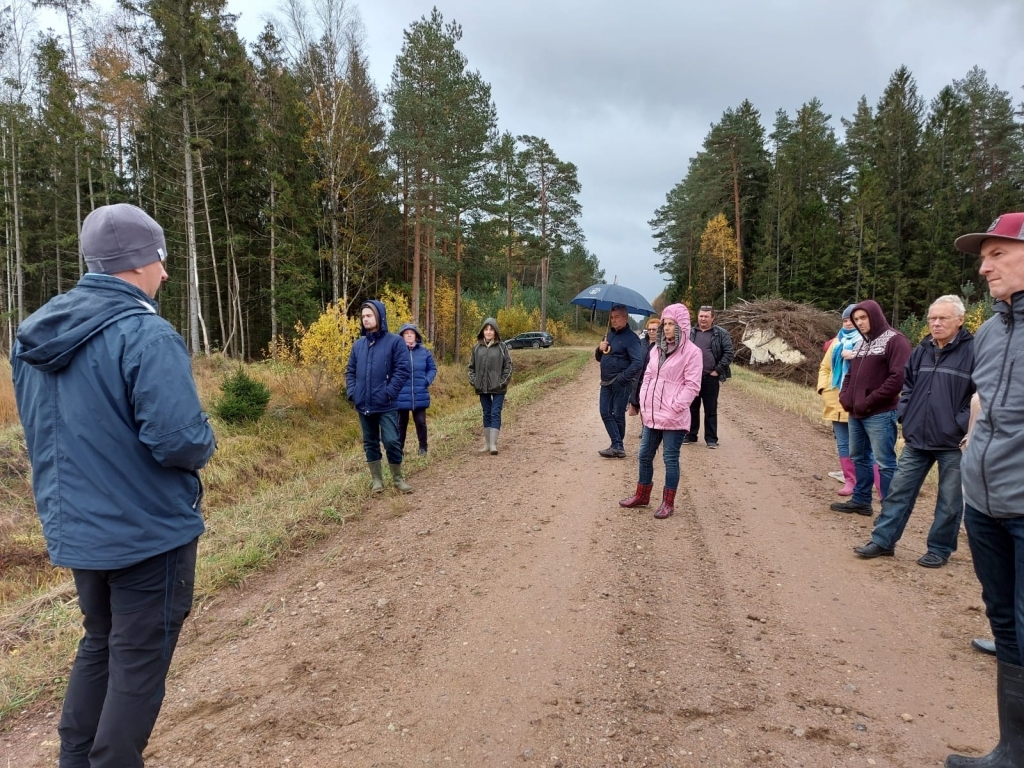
[190,471,204,510]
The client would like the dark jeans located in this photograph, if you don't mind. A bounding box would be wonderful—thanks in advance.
[398,408,428,451]
[638,426,686,491]
[848,410,898,505]
[358,410,403,464]
[59,538,198,768]
[688,373,720,443]
[964,504,1024,666]
[479,393,506,430]
[599,380,632,451]
[871,446,964,559]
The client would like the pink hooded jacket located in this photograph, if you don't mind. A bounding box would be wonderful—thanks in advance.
[639,303,703,431]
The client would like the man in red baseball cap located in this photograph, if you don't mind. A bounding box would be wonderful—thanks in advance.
[946,212,1024,767]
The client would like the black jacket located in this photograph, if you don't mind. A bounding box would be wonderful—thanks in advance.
[688,324,735,379]
[630,340,656,407]
[897,327,974,451]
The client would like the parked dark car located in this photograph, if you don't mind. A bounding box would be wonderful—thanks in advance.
[505,331,554,349]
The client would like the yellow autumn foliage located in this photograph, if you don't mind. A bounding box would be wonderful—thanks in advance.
[497,305,532,339]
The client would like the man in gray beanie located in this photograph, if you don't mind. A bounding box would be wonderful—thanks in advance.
[11,203,217,767]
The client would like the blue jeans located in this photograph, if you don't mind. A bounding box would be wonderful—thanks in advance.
[871,446,963,559]
[599,381,632,450]
[832,421,850,458]
[638,426,686,491]
[358,410,403,464]
[848,411,898,505]
[59,539,198,768]
[479,393,505,430]
[964,504,1024,666]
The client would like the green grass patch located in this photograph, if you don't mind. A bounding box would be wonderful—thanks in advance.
[0,347,589,721]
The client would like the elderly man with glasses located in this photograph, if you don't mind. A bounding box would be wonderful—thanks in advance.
[853,295,975,567]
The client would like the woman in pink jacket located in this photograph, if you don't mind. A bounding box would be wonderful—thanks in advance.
[620,303,703,519]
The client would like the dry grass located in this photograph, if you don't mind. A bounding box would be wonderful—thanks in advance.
[729,366,828,430]
[0,347,590,720]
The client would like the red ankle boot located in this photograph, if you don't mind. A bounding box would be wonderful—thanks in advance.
[619,483,653,508]
[654,488,676,519]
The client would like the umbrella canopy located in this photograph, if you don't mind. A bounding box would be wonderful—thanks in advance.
[570,283,656,316]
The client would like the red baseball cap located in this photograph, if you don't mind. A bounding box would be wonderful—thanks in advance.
[955,212,1024,255]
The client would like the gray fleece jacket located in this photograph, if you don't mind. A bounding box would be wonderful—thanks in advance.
[962,291,1024,518]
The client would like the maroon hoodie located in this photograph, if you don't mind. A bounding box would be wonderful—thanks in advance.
[838,299,912,418]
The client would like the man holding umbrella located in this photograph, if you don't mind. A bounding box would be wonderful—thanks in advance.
[595,304,643,458]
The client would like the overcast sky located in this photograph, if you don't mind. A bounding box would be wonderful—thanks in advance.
[228,0,1024,304]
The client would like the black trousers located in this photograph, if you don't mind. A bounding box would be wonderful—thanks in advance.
[688,373,721,443]
[58,538,198,768]
[398,408,428,450]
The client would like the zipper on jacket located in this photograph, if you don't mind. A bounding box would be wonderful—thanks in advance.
[979,304,1015,514]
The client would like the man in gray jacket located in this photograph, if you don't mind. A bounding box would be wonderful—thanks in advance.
[12,204,217,768]
[945,212,1024,767]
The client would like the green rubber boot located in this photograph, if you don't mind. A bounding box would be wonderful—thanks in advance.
[389,463,413,494]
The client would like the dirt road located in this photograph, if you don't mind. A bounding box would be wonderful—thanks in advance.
[3,359,997,767]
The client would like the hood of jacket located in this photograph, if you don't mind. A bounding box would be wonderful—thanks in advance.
[478,317,502,341]
[360,300,389,337]
[851,299,892,342]
[397,322,423,345]
[657,303,692,352]
[15,274,158,374]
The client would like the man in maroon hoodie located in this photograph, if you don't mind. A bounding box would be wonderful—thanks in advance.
[830,299,912,515]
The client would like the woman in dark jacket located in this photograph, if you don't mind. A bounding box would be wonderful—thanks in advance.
[468,317,513,455]
[628,315,661,433]
[396,323,437,455]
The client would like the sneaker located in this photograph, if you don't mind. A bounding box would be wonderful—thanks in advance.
[681,435,698,445]
[706,441,718,449]
[854,541,895,558]
[598,447,618,458]
[917,552,947,568]
[418,447,428,456]
[613,448,627,458]
[830,499,873,515]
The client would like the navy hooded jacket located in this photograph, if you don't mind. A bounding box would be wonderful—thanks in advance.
[395,323,437,411]
[345,300,411,415]
[11,274,217,570]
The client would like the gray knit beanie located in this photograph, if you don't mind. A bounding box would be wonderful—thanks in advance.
[82,204,167,274]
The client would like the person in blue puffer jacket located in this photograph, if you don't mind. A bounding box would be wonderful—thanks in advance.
[345,300,413,493]
[396,323,437,456]
[11,203,217,768]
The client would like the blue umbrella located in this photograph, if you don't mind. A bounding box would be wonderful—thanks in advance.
[570,283,656,316]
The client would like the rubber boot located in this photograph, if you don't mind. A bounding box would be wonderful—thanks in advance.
[619,483,653,508]
[368,460,384,493]
[837,457,856,496]
[874,464,884,501]
[489,428,500,455]
[389,463,413,494]
[654,488,676,519]
[945,661,1024,767]
[478,429,490,453]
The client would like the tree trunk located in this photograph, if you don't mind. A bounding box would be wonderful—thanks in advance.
[181,96,205,355]
[731,144,743,293]
[269,175,277,349]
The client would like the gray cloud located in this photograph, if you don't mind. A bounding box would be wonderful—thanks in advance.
[235,0,1024,304]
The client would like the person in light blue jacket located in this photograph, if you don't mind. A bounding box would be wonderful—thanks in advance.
[396,323,437,455]
[11,203,217,768]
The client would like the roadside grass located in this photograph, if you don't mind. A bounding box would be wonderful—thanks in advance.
[729,366,828,430]
[0,347,589,721]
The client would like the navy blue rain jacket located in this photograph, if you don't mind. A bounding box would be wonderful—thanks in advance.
[897,327,975,451]
[345,300,411,415]
[595,325,643,384]
[11,274,217,570]
[395,323,437,411]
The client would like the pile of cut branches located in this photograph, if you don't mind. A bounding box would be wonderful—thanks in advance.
[716,299,840,386]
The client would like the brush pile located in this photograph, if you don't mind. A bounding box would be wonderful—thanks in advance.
[715,299,841,386]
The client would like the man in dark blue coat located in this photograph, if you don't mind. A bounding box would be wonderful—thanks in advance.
[595,304,643,458]
[345,300,413,493]
[854,295,974,567]
[12,204,217,768]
